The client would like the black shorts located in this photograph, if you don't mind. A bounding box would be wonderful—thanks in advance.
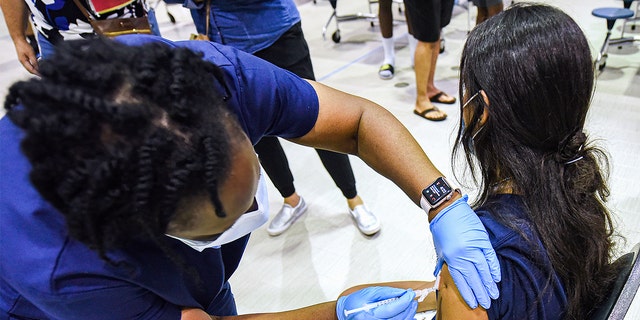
[404,0,455,42]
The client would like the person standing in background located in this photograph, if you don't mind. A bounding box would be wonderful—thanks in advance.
[0,0,155,75]
[472,0,504,25]
[403,0,457,122]
[377,0,410,80]
[185,0,382,236]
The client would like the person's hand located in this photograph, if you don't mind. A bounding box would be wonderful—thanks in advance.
[14,38,39,75]
[429,195,501,309]
[336,286,417,320]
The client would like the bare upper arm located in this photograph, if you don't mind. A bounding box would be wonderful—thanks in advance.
[436,264,489,320]
[182,308,215,320]
[287,80,371,154]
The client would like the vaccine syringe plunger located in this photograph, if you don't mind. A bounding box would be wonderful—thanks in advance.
[343,297,399,317]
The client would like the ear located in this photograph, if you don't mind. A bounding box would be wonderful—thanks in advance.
[478,90,490,126]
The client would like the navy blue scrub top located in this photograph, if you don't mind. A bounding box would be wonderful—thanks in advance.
[0,35,319,319]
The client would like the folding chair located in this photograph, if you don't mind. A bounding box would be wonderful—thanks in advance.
[321,0,377,43]
[592,0,639,70]
[621,0,640,34]
[590,243,640,320]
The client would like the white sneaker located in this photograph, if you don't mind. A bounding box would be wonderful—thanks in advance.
[349,204,381,235]
[267,197,308,236]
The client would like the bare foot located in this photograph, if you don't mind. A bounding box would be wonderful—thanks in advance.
[414,99,447,121]
[427,90,456,104]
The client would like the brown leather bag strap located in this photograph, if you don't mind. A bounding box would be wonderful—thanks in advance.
[71,0,107,36]
[71,0,96,21]
[205,0,211,37]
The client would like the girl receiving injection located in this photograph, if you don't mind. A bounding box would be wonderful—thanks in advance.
[339,3,620,320]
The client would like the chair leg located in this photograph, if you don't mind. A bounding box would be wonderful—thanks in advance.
[322,11,337,40]
[596,29,613,70]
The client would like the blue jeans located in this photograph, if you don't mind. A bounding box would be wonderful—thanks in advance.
[36,32,56,60]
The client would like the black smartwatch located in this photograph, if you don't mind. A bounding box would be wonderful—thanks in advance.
[420,177,460,212]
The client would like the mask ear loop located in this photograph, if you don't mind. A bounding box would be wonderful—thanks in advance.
[462,92,480,110]
[461,91,483,136]
[470,92,486,137]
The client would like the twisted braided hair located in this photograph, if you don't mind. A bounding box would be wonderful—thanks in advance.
[454,4,619,319]
[4,37,237,261]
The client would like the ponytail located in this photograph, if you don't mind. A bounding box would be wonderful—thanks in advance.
[530,131,617,319]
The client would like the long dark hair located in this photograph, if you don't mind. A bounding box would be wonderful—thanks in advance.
[453,3,618,319]
[4,37,236,262]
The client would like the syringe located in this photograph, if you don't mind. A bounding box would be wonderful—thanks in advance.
[343,277,440,317]
[343,297,399,317]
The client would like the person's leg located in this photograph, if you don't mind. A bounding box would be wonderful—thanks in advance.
[414,40,446,120]
[146,7,162,36]
[405,0,447,121]
[253,23,315,236]
[255,22,379,235]
[486,1,504,20]
[253,136,297,201]
[315,149,357,201]
[315,149,380,235]
[378,0,395,79]
[254,137,308,236]
[36,32,56,60]
[425,36,455,103]
[404,5,418,67]
[475,7,488,25]
[474,0,502,25]
[427,0,456,103]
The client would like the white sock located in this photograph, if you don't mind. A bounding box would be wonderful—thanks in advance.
[408,35,418,66]
[382,37,395,66]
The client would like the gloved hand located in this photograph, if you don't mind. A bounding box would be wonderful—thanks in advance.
[429,195,501,309]
[336,287,417,320]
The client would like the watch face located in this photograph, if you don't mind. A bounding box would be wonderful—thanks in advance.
[422,177,453,206]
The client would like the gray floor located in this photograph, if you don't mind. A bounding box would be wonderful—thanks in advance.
[1,0,639,318]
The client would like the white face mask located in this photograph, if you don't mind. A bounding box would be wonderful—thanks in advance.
[460,91,483,154]
[166,169,269,252]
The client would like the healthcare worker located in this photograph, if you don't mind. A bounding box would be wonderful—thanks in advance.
[0,35,499,319]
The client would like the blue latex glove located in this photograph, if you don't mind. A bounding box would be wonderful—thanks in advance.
[336,287,417,320]
[429,195,501,309]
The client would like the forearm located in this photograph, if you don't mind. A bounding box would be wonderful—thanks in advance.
[214,301,337,320]
[355,97,462,219]
[356,100,443,206]
[0,0,29,42]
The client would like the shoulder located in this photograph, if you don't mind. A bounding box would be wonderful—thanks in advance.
[437,264,489,319]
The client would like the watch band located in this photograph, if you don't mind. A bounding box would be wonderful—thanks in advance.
[420,195,436,212]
